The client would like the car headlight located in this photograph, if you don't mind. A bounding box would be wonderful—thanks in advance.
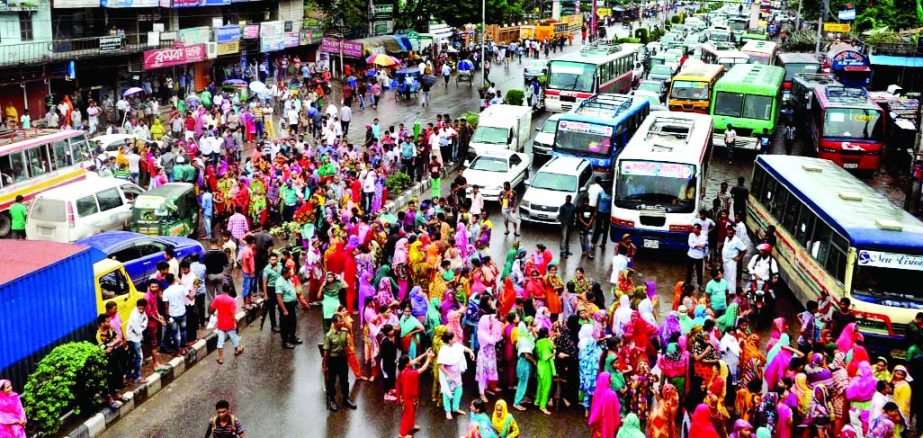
[521,200,531,209]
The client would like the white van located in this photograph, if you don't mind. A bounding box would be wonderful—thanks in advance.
[26,178,143,242]
[519,156,593,224]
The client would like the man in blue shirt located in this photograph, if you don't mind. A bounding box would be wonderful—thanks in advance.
[400,135,415,177]
[201,187,214,239]
[593,188,612,250]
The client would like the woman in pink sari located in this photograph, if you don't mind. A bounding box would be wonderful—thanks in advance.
[836,323,870,376]
[475,313,503,402]
[766,317,786,351]
[587,372,621,438]
[845,361,876,429]
[455,222,470,263]
[393,237,409,266]
[0,380,26,438]
[446,309,465,344]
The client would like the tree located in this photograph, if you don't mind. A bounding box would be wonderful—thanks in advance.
[395,0,432,32]
[429,0,525,28]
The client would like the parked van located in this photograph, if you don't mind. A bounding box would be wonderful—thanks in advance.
[519,156,593,224]
[26,177,143,242]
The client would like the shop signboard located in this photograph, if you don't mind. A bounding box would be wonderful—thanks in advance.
[284,32,300,48]
[216,42,239,55]
[321,37,363,58]
[260,21,284,37]
[178,26,210,45]
[167,0,230,6]
[101,0,159,7]
[216,25,240,43]
[143,43,206,70]
[243,25,259,39]
[261,36,285,52]
[98,36,124,54]
[823,22,851,33]
[54,0,100,8]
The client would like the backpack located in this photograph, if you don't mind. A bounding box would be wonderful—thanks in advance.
[209,414,239,437]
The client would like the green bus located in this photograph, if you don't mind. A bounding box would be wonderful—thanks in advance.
[710,63,785,151]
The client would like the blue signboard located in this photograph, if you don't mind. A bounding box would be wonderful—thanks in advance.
[216,25,240,43]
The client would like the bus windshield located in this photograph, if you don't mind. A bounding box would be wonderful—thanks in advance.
[554,120,614,157]
[548,61,596,92]
[714,92,774,120]
[710,31,731,42]
[747,53,772,65]
[852,250,923,303]
[614,160,697,213]
[671,80,710,100]
[823,108,882,140]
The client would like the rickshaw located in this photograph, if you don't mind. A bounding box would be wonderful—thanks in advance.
[221,79,249,102]
[456,59,475,87]
[394,68,421,101]
[130,183,199,237]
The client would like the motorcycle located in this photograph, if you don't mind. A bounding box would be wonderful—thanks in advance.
[744,273,775,329]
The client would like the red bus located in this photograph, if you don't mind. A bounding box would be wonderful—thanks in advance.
[545,42,642,112]
[807,86,885,172]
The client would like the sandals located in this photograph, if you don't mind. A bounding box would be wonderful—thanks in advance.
[216,358,224,365]
[234,347,245,356]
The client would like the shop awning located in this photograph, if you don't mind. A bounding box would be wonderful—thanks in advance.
[356,35,407,55]
[869,53,923,68]
[395,36,413,51]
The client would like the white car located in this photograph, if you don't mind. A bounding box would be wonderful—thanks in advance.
[532,114,561,157]
[464,150,531,201]
[519,156,593,224]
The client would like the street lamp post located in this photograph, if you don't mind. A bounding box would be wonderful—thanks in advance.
[482,0,487,86]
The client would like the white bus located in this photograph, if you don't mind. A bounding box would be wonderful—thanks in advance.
[545,42,643,112]
[609,111,714,250]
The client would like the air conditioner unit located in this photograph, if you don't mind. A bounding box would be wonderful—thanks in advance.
[206,42,217,59]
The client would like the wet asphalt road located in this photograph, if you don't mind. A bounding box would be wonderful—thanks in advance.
[102,24,807,438]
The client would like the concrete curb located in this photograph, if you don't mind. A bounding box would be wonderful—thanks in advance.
[64,308,255,438]
[383,163,458,214]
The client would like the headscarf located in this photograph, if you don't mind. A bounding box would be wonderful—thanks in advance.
[836,322,863,353]
[689,403,721,438]
[638,297,656,326]
[577,324,596,351]
[612,294,632,337]
[659,312,682,347]
[617,413,645,438]
[755,427,771,438]
[716,302,738,333]
[692,304,708,327]
[587,372,621,437]
[766,333,790,365]
[678,308,695,334]
[793,373,812,416]
[0,379,25,437]
[432,325,448,355]
[491,399,515,437]
[845,361,876,401]
[441,291,461,323]
[410,286,428,317]
[729,419,753,438]
[516,321,535,354]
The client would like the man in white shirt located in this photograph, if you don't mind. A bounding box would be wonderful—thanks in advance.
[162,273,189,355]
[339,105,352,136]
[362,170,377,212]
[469,186,484,216]
[587,176,604,209]
[124,299,148,383]
[686,223,707,287]
[609,245,630,286]
[718,329,741,383]
[721,226,748,295]
[126,148,141,183]
[693,209,715,262]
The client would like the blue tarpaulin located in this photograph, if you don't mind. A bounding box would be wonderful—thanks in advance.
[869,54,923,68]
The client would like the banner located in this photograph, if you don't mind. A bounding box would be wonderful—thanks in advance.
[101,0,159,7]
[838,9,856,20]
[243,25,259,39]
[143,44,206,70]
[98,36,124,54]
[54,0,99,7]
[321,37,363,58]
[260,37,285,52]
[216,41,239,55]
[167,0,229,6]
[823,22,851,33]
[260,21,284,37]
[216,25,240,43]
[178,26,210,45]
[284,32,299,48]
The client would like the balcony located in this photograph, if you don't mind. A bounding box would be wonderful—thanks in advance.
[865,41,923,57]
[0,33,172,68]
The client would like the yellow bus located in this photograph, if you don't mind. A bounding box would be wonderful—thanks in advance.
[667,63,725,113]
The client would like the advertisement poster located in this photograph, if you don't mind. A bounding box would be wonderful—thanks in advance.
[101,0,159,7]
[216,25,240,43]
[243,25,259,39]
[178,26,210,45]
[143,44,206,70]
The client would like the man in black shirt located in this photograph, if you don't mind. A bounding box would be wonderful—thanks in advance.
[830,296,856,338]
[203,238,229,315]
[454,170,469,208]
[558,195,576,257]
[575,197,595,259]
[730,176,749,219]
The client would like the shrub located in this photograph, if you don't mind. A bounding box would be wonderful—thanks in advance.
[461,112,479,129]
[635,28,649,44]
[670,15,680,24]
[503,89,525,106]
[385,171,413,192]
[23,342,107,435]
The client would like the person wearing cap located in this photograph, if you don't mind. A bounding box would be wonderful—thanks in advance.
[746,243,778,291]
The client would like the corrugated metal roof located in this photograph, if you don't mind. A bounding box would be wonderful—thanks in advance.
[0,240,90,284]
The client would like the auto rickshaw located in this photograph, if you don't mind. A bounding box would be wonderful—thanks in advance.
[221,79,249,102]
[394,68,421,101]
[130,183,199,237]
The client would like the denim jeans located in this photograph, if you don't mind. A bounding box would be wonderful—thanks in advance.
[128,340,142,380]
[242,273,252,299]
[217,329,240,349]
[204,214,213,239]
[169,314,187,351]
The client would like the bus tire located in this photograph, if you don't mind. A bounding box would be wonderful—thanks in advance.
[0,213,11,238]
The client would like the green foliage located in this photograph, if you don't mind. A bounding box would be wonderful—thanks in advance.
[635,28,649,44]
[650,28,666,42]
[385,172,413,193]
[670,15,680,24]
[678,12,687,24]
[23,342,107,435]
[503,89,525,106]
[429,0,526,28]
[461,112,479,129]
[615,37,642,44]
[781,26,819,52]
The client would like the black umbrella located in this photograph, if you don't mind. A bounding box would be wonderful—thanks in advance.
[421,74,438,87]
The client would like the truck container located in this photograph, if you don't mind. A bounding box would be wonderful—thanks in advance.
[0,240,140,389]
[468,104,533,158]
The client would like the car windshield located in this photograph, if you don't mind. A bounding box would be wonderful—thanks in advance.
[651,66,672,76]
[548,61,596,93]
[530,172,578,192]
[782,63,820,81]
[554,120,614,157]
[852,251,923,304]
[671,80,710,100]
[525,60,547,72]
[541,119,557,133]
[638,82,661,93]
[471,126,509,145]
[711,32,730,42]
[823,108,882,140]
[615,160,697,213]
[469,157,508,172]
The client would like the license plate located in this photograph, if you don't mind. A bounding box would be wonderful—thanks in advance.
[844,163,858,169]
[38,226,53,234]
[643,239,659,249]
[537,214,552,220]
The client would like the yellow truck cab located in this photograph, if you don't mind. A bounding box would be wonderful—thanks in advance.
[95,257,143,332]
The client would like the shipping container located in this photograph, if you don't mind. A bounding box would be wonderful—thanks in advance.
[0,241,102,390]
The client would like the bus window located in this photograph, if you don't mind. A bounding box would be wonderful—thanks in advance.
[53,140,73,168]
[751,166,766,198]
[715,92,744,117]
[25,145,51,176]
[795,208,816,245]
[743,95,774,120]
[781,197,801,231]
[809,220,834,264]
[760,176,776,204]
[770,187,789,219]
[3,151,28,182]
[70,138,92,163]
[826,234,849,283]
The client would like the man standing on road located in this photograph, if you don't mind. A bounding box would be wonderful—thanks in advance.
[592,186,612,250]
[205,400,245,438]
[211,283,243,364]
[9,195,26,239]
[203,238,228,317]
[323,313,358,411]
[162,273,188,356]
[686,223,707,288]
[469,186,484,217]
[441,62,452,89]
[730,177,749,220]
[576,197,595,259]
[724,124,737,163]
[558,195,576,257]
[721,225,747,296]
[276,268,301,349]
[339,104,352,136]
[262,253,282,333]
[586,177,604,246]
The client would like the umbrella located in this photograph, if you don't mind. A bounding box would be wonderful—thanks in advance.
[366,53,401,67]
[185,95,200,103]
[223,79,246,86]
[123,87,144,96]
[249,81,268,94]
[421,74,437,87]
[458,59,474,71]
